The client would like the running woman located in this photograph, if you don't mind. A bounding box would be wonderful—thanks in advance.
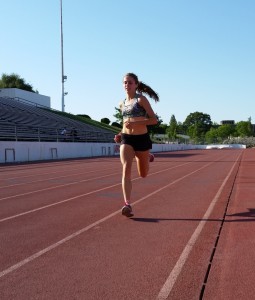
[114,73,159,217]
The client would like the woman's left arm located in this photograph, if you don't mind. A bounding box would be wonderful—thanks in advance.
[138,96,158,125]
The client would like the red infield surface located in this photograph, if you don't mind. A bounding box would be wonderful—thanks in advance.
[0,148,254,300]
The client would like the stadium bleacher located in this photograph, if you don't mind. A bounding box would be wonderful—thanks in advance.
[0,97,115,142]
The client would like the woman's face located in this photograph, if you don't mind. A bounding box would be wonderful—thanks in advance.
[123,76,137,93]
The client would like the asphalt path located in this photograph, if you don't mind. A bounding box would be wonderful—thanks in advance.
[0,149,254,300]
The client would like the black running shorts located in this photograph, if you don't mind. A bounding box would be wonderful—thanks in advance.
[121,133,152,151]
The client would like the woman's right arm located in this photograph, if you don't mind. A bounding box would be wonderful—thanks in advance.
[114,101,123,143]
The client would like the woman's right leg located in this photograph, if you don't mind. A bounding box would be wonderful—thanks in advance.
[120,144,134,205]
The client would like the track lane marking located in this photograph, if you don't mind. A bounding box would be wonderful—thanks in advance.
[0,158,106,173]
[0,162,191,223]
[0,160,220,278]
[0,171,120,202]
[0,152,233,223]
[156,153,241,300]
[0,166,120,189]
[0,159,191,201]
[1,148,229,201]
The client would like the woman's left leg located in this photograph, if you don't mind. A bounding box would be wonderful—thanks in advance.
[135,150,150,178]
[120,144,135,217]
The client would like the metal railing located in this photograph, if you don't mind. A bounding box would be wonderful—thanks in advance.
[0,123,115,143]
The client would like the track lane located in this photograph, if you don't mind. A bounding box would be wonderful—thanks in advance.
[0,151,231,221]
[202,149,255,300]
[0,149,245,299]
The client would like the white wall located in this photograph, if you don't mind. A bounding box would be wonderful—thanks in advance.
[0,88,51,108]
[0,142,115,163]
[0,141,246,164]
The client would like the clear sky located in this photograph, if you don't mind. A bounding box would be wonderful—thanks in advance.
[1,0,254,124]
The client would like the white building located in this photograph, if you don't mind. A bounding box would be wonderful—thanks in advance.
[0,88,51,108]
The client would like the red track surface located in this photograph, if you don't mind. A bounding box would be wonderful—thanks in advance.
[0,149,254,300]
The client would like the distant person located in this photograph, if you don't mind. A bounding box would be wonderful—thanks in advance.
[61,127,67,136]
[70,128,77,137]
[114,72,159,217]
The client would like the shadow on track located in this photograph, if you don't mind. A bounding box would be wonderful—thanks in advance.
[155,153,200,158]
[131,209,255,223]
[130,217,222,223]
[226,208,255,222]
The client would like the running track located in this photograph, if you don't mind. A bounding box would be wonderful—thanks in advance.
[0,149,254,300]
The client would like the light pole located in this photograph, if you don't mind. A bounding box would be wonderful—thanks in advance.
[60,0,67,112]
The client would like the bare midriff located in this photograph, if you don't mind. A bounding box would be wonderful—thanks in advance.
[122,116,148,135]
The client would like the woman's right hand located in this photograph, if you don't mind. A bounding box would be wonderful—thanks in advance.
[114,134,121,143]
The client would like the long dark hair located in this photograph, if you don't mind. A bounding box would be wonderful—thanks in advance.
[124,73,159,102]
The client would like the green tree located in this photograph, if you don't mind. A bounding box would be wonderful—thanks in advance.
[113,107,123,126]
[77,114,91,119]
[158,123,168,134]
[167,114,177,141]
[236,120,253,137]
[183,112,212,142]
[176,122,186,135]
[111,121,122,128]
[101,118,111,125]
[0,73,37,92]
[217,124,236,141]
[205,127,219,144]
[147,114,163,136]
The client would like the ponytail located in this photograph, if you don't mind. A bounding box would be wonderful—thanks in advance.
[124,73,159,102]
[137,81,159,102]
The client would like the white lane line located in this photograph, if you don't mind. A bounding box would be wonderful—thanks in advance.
[0,166,119,189]
[0,158,105,174]
[0,162,191,222]
[0,171,120,202]
[0,150,221,201]
[0,209,120,279]
[0,183,120,223]
[0,160,215,278]
[156,154,241,300]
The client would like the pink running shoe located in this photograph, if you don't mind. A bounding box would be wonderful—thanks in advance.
[149,153,154,162]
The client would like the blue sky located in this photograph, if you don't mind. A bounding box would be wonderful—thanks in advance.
[1,0,254,124]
